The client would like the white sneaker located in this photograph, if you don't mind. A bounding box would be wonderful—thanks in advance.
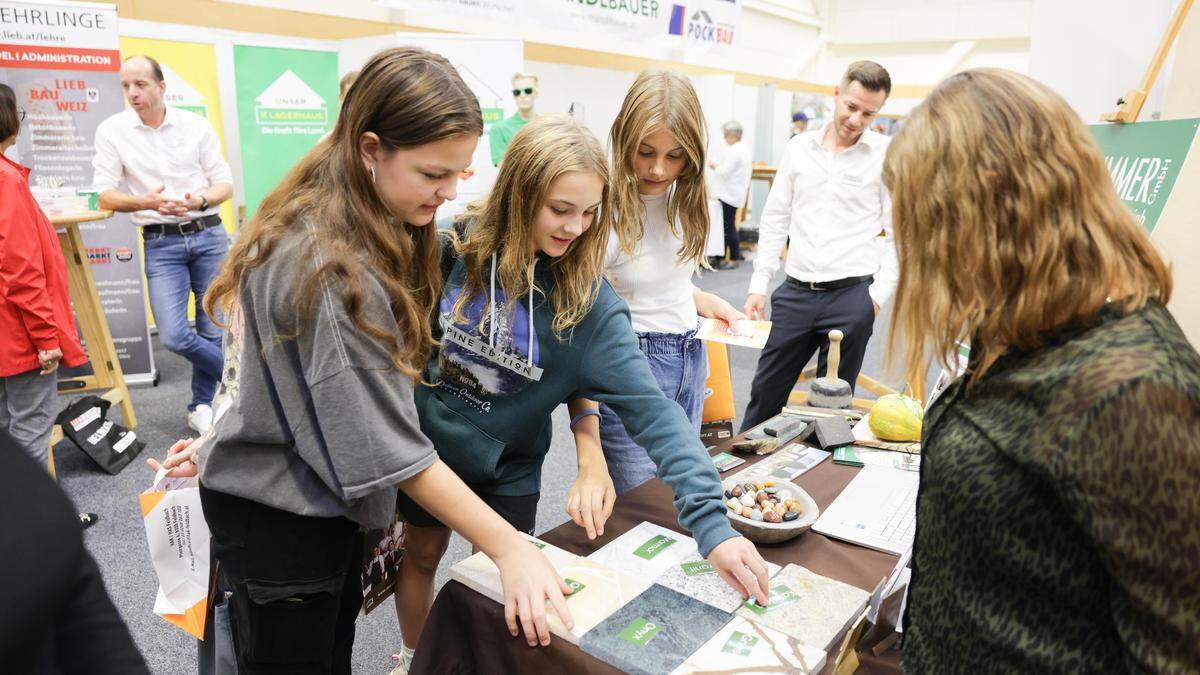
[187,404,214,435]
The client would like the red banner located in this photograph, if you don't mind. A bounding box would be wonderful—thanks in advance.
[0,44,120,71]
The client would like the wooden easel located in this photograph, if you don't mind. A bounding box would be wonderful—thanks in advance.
[1101,0,1195,122]
[47,210,138,478]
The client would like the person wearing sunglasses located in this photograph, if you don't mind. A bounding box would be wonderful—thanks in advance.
[489,71,539,166]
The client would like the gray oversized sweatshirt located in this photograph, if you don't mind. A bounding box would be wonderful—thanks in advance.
[197,231,437,529]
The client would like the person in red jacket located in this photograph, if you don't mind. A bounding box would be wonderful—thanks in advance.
[0,83,87,468]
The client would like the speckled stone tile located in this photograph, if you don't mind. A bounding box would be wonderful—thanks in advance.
[669,616,828,674]
[734,564,870,651]
[586,521,699,578]
[580,584,733,675]
[656,552,782,613]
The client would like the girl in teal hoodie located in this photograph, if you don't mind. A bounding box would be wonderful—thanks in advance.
[395,114,770,660]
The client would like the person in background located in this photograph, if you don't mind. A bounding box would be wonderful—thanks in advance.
[707,120,752,270]
[741,61,897,431]
[0,428,148,674]
[790,111,808,137]
[0,86,87,467]
[490,71,538,165]
[93,55,233,435]
[889,68,1200,673]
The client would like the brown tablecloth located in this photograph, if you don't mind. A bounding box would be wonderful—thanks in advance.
[411,441,904,675]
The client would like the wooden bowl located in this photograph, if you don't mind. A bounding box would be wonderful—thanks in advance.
[721,478,820,544]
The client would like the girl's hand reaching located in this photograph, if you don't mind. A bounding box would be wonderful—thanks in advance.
[491,538,576,647]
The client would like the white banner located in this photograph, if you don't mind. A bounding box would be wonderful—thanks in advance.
[385,0,741,51]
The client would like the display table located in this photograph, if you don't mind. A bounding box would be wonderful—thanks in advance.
[410,441,903,674]
[46,210,137,477]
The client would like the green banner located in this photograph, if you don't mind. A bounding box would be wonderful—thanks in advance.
[234,45,338,218]
[1089,119,1199,233]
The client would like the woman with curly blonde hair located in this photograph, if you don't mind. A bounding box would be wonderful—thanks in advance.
[891,68,1200,672]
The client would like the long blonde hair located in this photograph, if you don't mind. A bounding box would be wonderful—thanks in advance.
[884,68,1172,386]
[454,114,613,336]
[609,70,709,264]
[205,48,482,380]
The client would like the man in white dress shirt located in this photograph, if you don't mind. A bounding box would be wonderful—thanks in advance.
[93,55,233,434]
[708,120,752,270]
[741,61,898,430]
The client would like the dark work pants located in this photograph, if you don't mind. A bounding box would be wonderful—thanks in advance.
[741,279,875,431]
[199,485,363,675]
[719,199,741,261]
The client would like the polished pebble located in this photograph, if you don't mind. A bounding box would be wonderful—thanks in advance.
[727,498,740,511]
[730,485,743,498]
[740,493,757,507]
[724,489,733,500]
[783,511,800,522]
[765,486,779,495]
[750,509,764,521]
[764,510,783,523]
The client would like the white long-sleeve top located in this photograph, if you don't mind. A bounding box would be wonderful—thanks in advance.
[749,123,899,308]
[711,140,752,207]
[605,192,698,334]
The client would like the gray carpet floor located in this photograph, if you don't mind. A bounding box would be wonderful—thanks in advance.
[57,257,923,673]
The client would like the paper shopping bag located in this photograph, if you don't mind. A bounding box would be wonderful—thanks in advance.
[140,467,210,639]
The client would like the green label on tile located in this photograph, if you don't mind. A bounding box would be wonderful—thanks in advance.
[743,584,800,615]
[681,560,716,577]
[529,540,547,550]
[564,578,586,595]
[633,534,677,560]
[619,617,661,646]
[721,630,759,656]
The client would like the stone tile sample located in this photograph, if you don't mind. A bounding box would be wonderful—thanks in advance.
[669,616,828,674]
[586,521,699,578]
[580,583,732,675]
[656,552,782,613]
[734,564,869,651]
[449,539,650,644]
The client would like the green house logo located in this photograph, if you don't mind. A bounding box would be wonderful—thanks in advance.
[721,630,758,656]
[619,617,661,646]
[255,70,328,127]
[161,63,208,118]
[563,578,586,596]
[633,534,676,560]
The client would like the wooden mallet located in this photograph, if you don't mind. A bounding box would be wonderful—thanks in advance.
[808,329,853,409]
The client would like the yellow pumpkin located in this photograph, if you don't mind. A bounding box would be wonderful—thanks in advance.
[869,394,924,442]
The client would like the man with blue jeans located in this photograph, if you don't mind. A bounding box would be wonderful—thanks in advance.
[93,55,232,433]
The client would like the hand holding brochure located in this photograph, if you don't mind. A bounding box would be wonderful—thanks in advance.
[697,318,772,349]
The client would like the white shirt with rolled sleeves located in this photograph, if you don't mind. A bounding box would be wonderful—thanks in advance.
[92,107,232,226]
[748,123,898,309]
[711,140,752,208]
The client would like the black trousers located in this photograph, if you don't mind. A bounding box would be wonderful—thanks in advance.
[719,199,741,261]
[742,279,875,431]
[199,485,363,675]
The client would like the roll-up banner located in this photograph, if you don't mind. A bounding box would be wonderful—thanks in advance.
[0,0,156,382]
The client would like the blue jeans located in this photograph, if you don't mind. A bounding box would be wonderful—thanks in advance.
[143,225,228,411]
[598,329,707,495]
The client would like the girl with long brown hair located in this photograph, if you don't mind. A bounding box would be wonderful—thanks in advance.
[151,48,575,672]
[889,68,1200,672]
[592,70,744,495]
[393,113,770,662]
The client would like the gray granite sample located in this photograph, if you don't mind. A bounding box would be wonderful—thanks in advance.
[656,552,782,613]
[580,583,732,675]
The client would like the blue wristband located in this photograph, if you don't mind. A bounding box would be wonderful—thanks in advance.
[570,409,601,429]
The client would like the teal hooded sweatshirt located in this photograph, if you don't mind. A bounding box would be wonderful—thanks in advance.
[416,254,738,556]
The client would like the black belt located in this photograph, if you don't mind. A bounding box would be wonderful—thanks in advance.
[142,213,222,236]
[786,274,873,292]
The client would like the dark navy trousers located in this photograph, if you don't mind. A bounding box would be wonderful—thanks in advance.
[741,278,875,431]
